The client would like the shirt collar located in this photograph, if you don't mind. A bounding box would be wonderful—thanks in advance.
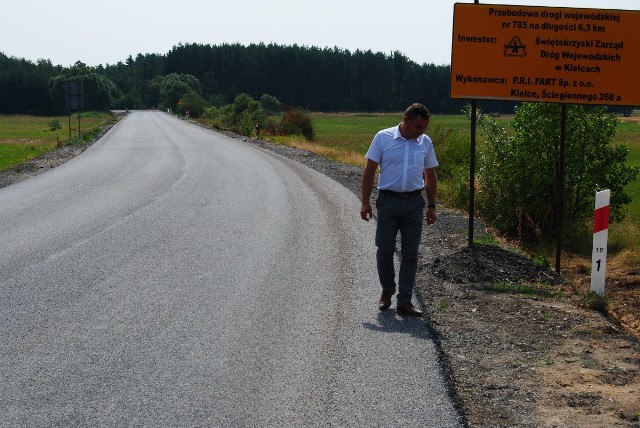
[393,123,404,140]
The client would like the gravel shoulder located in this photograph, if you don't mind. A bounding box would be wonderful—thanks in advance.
[2,114,639,427]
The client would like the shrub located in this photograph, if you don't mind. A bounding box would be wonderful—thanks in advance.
[279,108,314,140]
[203,96,312,140]
[203,94,266,137]
[231,94,265,136]
[259,94,282,113]
[469,103,638,243]
[48,118,62,131]
[431,125,471,210]
[176,91,209,118]
[160,73,201,110]
[112,94,141,110]
[209,94,226,108]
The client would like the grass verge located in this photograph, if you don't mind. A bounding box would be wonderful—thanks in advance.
[0,113,113,172]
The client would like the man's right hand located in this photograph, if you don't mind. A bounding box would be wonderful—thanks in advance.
[360,201,373,221]
[360,159,378,222]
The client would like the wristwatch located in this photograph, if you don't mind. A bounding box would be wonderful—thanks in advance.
[427,203,436,209]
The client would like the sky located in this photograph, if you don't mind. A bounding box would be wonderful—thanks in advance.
[0,0,636,67]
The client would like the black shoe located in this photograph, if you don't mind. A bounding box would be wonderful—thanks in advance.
[378,292,393,311]
[396,302,423,317]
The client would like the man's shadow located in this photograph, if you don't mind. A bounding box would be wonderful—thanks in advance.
[362,310,434,340]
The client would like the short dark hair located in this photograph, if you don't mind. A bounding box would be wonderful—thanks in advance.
[404,103,431,121]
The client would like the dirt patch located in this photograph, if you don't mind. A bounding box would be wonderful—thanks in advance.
[3,115,639,427]
[416,212,640,427]
[569,259,640,342]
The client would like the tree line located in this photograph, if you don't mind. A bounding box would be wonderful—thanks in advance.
[1,43,515,115]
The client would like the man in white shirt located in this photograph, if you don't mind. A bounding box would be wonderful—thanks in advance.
[360,103,438,316]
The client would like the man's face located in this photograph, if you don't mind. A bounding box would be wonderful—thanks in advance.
[402,116,429,140]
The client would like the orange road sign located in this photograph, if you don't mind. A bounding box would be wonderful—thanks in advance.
[450,3,640,105]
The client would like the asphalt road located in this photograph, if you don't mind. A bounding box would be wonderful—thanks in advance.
[0,111,463,427]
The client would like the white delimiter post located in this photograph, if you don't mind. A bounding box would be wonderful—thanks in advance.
[590,189,611,296]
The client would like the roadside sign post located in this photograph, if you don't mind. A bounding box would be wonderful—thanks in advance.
[450,3,639,272]
[64,81,85,140]
[467,0,480,248]
[590,189,610,296]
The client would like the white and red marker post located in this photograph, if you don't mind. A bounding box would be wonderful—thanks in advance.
[590,189,610,296]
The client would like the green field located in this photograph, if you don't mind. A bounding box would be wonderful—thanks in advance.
[614,120,640,224]
[310,112,471,152]
[0,113,112,171]
[268,113,476,166]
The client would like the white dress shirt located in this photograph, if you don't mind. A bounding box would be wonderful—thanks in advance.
[365,124,438,192]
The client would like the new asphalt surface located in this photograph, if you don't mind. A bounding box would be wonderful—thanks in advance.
[0,111,463,427]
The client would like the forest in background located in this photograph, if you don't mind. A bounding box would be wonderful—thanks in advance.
[1,42,519,115]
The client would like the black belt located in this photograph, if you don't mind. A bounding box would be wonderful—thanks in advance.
[379,189,423,199]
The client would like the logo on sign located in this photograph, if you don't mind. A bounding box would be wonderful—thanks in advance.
[504,36,527,57]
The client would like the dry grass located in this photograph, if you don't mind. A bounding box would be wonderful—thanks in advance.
[265,135,367,167]
[561,248,640,340]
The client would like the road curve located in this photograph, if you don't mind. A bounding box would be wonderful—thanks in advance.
[0,111,463,427]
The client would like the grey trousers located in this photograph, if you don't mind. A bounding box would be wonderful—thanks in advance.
[375,192,425,303]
